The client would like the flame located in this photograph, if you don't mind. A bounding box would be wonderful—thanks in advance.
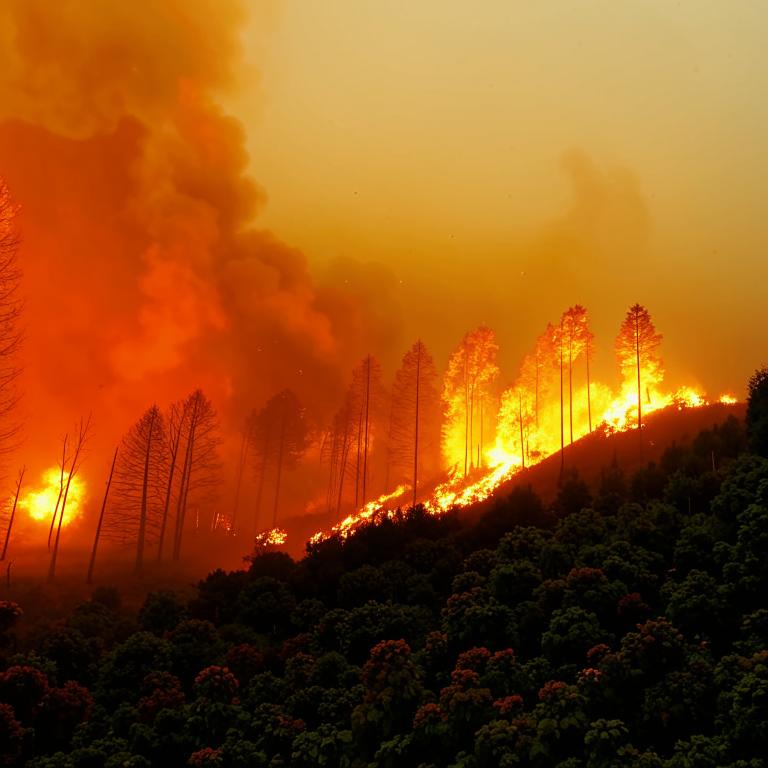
[310,485,409,544]
[719,393,737,405]
[254,528,288,547]
[17,467,86,526]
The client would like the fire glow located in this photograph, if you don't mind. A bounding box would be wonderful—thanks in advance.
[308,304,739,545]
[17,467,86,527]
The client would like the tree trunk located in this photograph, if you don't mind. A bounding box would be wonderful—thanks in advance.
[635,313,642,430]
[586,336,592,433]
[559,320,565,474]
[272,410,287,528]
[173,400,199,561]
[1,467,24,561]
[135,409,156,575]
[518,393,525,469]
[230,432,248,535]
[47,438,68,550]
[568,335,574,444]
[87,448,117,583]
[413,342,421,509]
[362,356,371,504]
[158,415,184,562]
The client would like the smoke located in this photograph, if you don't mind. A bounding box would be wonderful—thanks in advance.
[0,0,400,486]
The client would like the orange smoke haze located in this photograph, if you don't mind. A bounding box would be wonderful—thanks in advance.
[0,2,762,553]
[0,1,400,515]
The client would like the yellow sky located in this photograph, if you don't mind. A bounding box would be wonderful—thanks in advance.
[233,1,768,394]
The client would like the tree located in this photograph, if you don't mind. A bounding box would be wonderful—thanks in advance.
[48,415,93,582]
[172,390,221,561]
[387,340,440,507]
[0,179,22,464]
[322,357,384,516]
[0,467,24,562]
[86,447,118,584]
[109,406,167,574]
[442,327,499,477]
[615,304,663,430]
[746,367,768,457]
[158,398,190,560]
[248,389,308,529]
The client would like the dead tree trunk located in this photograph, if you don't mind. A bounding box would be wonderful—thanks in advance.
[1,467,24,561]
[87,447,118,584]
[48,416,91,582]
[135,408,156,575]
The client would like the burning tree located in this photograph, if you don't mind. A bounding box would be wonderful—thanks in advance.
[387,340,440,507]
[109,406,168,574]
[442,326,499,476]
[560,305,594,443]
[615,304,663,430]
[246,389,307,530]
[172,390,221,561]
[0,179,22,462]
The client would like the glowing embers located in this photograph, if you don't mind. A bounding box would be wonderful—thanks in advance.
[18,467,86,526]
[254,528,288,547]
[309,484,409,544]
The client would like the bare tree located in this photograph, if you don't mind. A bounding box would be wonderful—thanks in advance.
[387,340,440,507]
[1,467,25,561]
[247,389,308,529]
[86,447,118,584]
[48,415,93,582]
[172,390,220,561]
[110,406,167,574]
[616,304,663,430]
[157,398,189,561]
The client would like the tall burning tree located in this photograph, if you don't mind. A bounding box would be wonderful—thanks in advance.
[615,304,663,430]
[387,340,440,507]
[442,326,499,476]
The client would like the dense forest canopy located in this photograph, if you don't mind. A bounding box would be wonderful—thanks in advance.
[0,374,765,766]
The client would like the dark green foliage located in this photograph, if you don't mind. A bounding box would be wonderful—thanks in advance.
[746,367,768,456]
[4,412,768,766]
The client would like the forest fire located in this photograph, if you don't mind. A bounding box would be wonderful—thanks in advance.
[307,303,735,546]
[17,467,86,526]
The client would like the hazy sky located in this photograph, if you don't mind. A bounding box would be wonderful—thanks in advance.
[234,0,767,394]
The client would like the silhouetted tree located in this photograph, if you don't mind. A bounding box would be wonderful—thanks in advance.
[158,398,190,560]
[172,390,221,560]
[109,406,167,574]
[323,357,384,516]
[0,467,24,562]
[387,340,440,507]
[249,389,308,529]
[616,304,663,430]
[86,447,118,584]
[48,415,92,582]
[746,366,768,457]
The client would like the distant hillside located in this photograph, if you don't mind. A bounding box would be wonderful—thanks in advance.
[282,402,745,552]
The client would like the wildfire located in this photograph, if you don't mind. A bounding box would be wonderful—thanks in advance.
[306,304,743,548]
[254,528,288,547]
[17,467,86,526]
[309,485,409,544]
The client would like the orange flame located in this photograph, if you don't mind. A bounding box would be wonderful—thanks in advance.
[18,467,86,526]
